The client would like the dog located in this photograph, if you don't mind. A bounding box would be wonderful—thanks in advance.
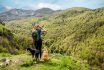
[27,48,40,62]
[42,47,49,61]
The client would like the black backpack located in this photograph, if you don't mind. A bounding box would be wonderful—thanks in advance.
[32,30,38,40]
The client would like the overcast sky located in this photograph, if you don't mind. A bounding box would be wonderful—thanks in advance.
[0,0,104,10]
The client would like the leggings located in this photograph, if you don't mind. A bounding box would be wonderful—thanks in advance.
[35,39,42,58]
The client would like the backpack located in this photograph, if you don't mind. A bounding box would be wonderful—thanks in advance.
[32,30,38,40]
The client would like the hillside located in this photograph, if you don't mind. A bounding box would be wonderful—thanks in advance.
[43,7,104,69]
[34,8,55,16]
[5,17,35,36]
[0,22,32,54]
[1,7,104,70]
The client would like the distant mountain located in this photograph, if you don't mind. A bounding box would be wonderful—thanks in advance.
[34,8,54,16]
[0,7,91,21]
[0,8,56,21]
[68,7,91,11]
[0,9,35,21]
[50,7,91,19]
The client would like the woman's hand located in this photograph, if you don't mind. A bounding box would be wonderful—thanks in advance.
[42,29,47,33]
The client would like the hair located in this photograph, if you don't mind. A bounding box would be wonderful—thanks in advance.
[34,24,40,28]
[32,24,42,32]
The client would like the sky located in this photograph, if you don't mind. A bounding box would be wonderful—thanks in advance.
[0,0,104,10]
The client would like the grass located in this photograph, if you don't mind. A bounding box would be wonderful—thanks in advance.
[2,7,104,70]
[0,53,89,70]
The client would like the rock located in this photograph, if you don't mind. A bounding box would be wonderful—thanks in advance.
[0,58,12,67]
[4,59,12,65]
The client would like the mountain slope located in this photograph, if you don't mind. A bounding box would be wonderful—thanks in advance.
[0,9,35,21]
[0,22,31,54]
[0,8,56,21]
[43,7,104,69]
[3,7,104,69]
[34,8,54,16]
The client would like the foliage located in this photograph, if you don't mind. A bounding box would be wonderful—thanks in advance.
[0,24,32,54]
[0,54,89,70]
[1,7,104,69]
[43,8,104,69]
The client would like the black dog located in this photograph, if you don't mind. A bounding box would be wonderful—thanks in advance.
[27,48,40,62]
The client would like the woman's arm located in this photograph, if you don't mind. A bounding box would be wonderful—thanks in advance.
[40,27,47,33]
[41,29,47,32]
[38,25,47,32]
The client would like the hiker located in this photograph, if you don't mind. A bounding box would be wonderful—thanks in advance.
[32,24,47,59]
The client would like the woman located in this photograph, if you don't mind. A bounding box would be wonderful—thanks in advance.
[32,24,47,59]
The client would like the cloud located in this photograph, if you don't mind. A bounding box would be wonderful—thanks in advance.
[1,0,104,10]
[5,6,12,10]
[37,3,61,10]
[30,3,62,10]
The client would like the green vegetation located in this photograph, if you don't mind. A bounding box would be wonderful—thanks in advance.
[43,8,104,69]
[0,53,89,70]
[0,23,31,54]
[0,7,104,70]
[6,17,36,36]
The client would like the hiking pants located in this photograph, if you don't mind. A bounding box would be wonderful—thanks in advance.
[35,39,42,58]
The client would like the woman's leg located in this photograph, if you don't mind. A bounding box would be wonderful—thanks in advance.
[38,39,42,58]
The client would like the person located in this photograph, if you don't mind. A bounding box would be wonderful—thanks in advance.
[32,24,47,59]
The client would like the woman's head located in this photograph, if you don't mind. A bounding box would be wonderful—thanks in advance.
[34,24,40,29]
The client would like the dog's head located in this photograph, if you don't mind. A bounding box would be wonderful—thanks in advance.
[26,48,33,54]
[43,47,48,53]
[26,47,31,51]
[26,47,39,54]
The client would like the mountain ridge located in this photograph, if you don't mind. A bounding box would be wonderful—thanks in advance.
[0,8,57,21]
[0,7,94,21]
